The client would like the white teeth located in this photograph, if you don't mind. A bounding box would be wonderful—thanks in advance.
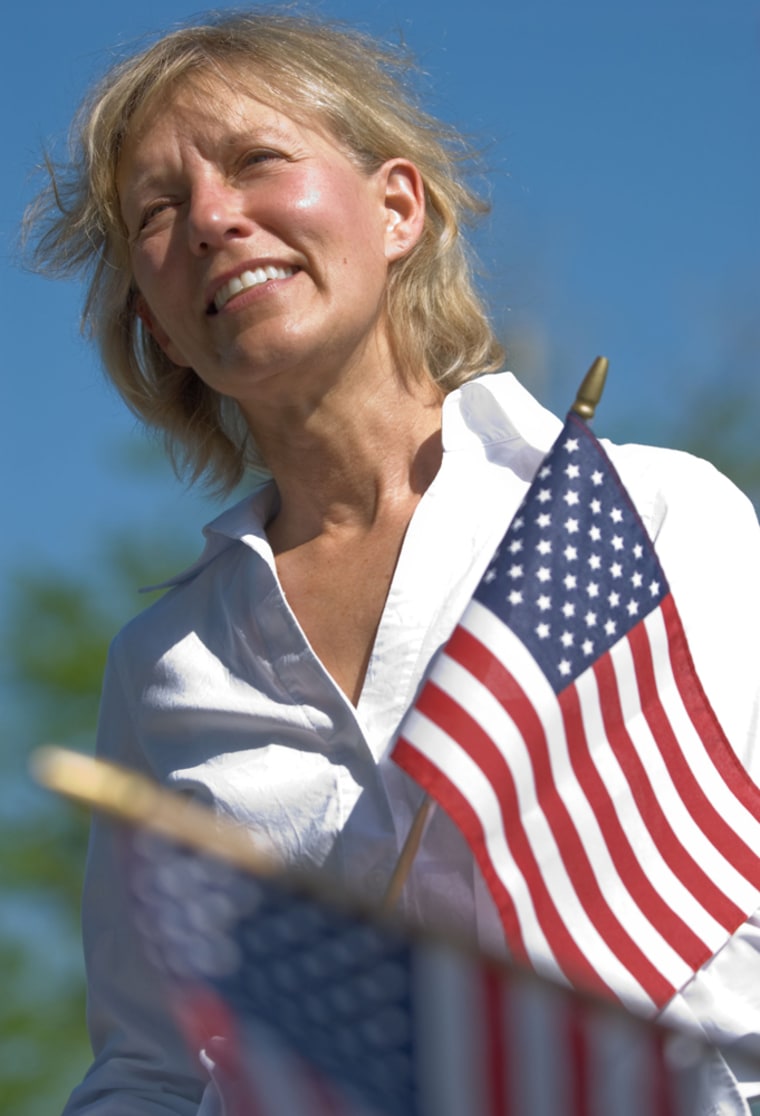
[213,266,295,311]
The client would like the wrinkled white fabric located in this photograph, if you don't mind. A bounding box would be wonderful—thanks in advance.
[63,373,760,1115]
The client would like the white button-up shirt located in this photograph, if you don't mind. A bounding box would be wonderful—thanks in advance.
[64,373,760,1115]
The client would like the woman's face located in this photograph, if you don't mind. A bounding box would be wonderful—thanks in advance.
[117,79,422,416]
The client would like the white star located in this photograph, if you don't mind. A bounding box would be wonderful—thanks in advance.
[591,470,604,486]
[585,611,597,627]
[582,639,595,655]
[610,562,622,579]
[513,517,525,530]
[588,554,601,570]
[538,466,552,480]
[508,564,523,579]
[631,572,643,589]
[508,539,523,554]
[604,619,617,636]
[558,659,572,676]
[562,601,576,617]
[610,507,623,523]
[564,438,579,453]
[537,539,552,555]
[536,513,551,528]
[560,631,574,648]
[565,518,579,534]
[508,590,523,605]
[564,490,580,506]
[611,535,624,551]
[564,545,578,561]
[590,498,602,514]
[535,622,551,639]
[536,567,552,583]
[565,463,580,479]
[537,488,552,504]
[537,594,551,611]
[633,543,643,559]
[649,580,661,596]
[586,582,599,598]
[484,568,497,583]
[564,574,577,590]
[589,525,602,543]
[608,591,620,607]
[627,600,640,616]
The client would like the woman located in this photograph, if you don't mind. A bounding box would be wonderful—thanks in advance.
[28,11,760,1115]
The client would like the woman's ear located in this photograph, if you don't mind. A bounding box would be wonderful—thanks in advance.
[380,160,426,262]
[135,294,192,368]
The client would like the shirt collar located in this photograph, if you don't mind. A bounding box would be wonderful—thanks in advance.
[150,371,562,591]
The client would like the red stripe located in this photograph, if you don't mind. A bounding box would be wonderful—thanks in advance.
[559,681,710,971]
[410,677,614,998]
[482,964,510,1116]
[593,647,742,929]
[444,627,673,1006]
[565,999,590,1116]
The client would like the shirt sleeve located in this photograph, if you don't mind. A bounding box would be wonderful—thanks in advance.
[616,444,760,1108]
[62,638,206,1116]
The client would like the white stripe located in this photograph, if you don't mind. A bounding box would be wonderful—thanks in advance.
[402,705,558,975]
[413,946,490,1116]
[612,624,759,913]
[509,975,572,1115]
[573,666,726,951]
[647,607,760,859]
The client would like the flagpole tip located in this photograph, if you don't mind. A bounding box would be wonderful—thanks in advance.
[571,356,609,421]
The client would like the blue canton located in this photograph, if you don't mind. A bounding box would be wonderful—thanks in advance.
[474,414,668,694]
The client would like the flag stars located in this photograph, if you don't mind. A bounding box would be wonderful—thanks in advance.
[633,543,643,559]
[536,567,552,583]
[591,470,603,486]
[589,525,601,542]
[536,513,551,529]
[611,535,624,551]
[564,438,579,453]
[564,574,578,590]
[562,602,576,618]
[508,590,523,605]
[558,660,572,677]
[586,582,600,598]
[649,580,661,596]
[627,600,640,617]
[604,619,617,636]
[537,539,552,556]
[610,562,623,579]
[564,490,580,507]
[582,639,595,655]
[610,507,623,524]
[608,591,621,607]
[590,498,602,515]
[564,545,578,561]
[587,554,601,571]
[508,539,523,554]
[585,611,597,628]
[484,568,497,584]
[537,594,552,612]
[537,488,552,504]
[565,518,579,534]
[631,572,643,589]
[560,631,574,648]
[538,466,552,480]
[508,564,524,579]
[565,463,580,479]
[536,622,551,639]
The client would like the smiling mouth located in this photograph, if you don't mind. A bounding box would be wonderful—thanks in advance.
[208,265,298,314]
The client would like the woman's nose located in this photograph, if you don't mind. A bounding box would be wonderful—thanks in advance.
[187,179,253,253]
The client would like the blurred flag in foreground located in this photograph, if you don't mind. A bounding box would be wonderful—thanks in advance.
[131,831,712,1116]
[394,411,760,1015]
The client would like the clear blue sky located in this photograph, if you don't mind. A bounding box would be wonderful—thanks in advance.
[4,0,759,601]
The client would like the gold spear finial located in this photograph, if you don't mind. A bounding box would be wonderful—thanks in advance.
[571,356,609,421]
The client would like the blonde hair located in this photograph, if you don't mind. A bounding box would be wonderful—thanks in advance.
[26,10,504,491]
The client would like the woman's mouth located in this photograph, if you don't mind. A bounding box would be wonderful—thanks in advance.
[208,265,299,314]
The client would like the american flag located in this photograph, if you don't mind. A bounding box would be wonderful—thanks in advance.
[131,832,710,1116]
[393,412,760,1016]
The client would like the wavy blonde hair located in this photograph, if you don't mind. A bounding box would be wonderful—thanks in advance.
[26,10,503,491]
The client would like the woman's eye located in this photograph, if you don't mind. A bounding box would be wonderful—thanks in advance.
[139,200,173,231]
[241,149,282,169]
